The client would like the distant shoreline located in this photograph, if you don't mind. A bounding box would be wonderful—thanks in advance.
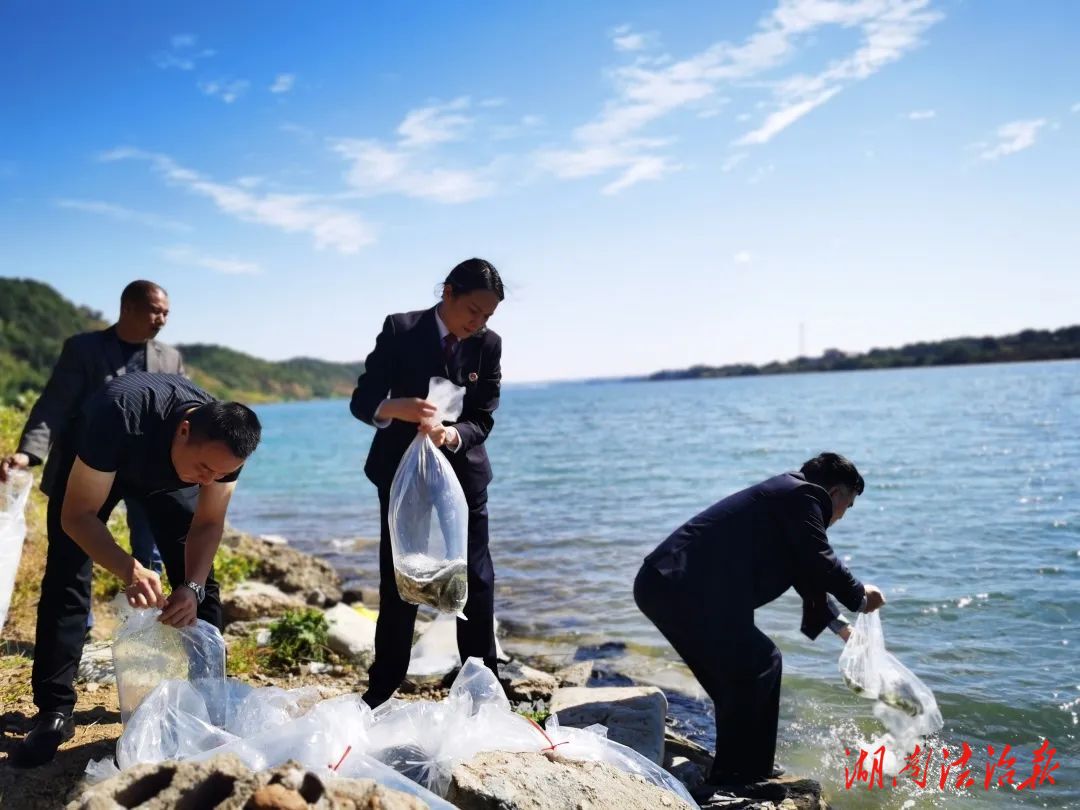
[635,325,1080,384]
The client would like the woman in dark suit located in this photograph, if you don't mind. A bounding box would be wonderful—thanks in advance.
[350,258,504,707]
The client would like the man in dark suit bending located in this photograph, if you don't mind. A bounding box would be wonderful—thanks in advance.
[634,452,885,792]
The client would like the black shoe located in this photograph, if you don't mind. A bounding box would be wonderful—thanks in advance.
[770,763,786,778]
[11,712,74,768]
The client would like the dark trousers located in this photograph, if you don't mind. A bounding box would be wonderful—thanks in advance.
[125,496,163,573]
[364,487,498,706]
[32,468,221,716]
[634,563,782,782]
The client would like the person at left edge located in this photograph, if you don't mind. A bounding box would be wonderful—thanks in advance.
[11,372,262,769]
[350,257,504,709]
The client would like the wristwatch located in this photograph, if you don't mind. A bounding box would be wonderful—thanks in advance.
[184,580,206,604]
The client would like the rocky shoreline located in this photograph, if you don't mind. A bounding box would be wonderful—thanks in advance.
[3,526,830,809]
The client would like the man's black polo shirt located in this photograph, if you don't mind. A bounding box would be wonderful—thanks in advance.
[77,372,242,497]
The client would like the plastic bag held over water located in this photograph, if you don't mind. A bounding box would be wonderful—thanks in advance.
[838,611,943,736]
[388,376,470,617]
[0,470,33,632]
[112,609,226,724]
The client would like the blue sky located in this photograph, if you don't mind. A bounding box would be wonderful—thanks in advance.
[1,0,1077,381]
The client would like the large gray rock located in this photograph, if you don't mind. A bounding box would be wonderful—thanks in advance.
[221,528,342,606]
[550,686,668,765]
[554,660,594,688]
[324,603,377,663]
[69,754,429,809]
[694,776,827,809]
[499,660,559,702]
[221,581,307,625]
[448,750,695,810]
[76,641,115,685]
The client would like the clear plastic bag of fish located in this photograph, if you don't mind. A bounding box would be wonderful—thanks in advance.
[112,608,226,724]
[839,611,942,727]
[388,376,469,617]
[0,469,33,632]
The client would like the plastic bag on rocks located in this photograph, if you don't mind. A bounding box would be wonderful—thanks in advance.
[112,609,227,724]
[192,692,372,773]
[0,469,32,632]
[388,376,469,617]
[543,714,699,808]
[407,613,460,679]
[116,679,238,768]
[83,756,120,785]
[226,684,323,737]
[366,658,543,795]
[332,750,459,810]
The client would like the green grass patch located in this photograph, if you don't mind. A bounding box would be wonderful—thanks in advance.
[516,707,551,726]
[268,609,330,670]
[214,545,258,591]
[227,633,271,677]
[0,651,32,704]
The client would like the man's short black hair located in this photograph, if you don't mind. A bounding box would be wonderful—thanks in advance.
[801,452,865,495]
[186,401,262,459]
[121,280,165,308]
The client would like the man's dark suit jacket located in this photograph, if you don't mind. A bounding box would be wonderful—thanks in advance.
[644,472,866,640]
[349,307,501,496]
[17,327,185,496]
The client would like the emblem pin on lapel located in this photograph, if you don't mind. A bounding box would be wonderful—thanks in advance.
[468,372,478,382]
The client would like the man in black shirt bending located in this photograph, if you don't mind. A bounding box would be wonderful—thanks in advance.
[0,280,185,573]
[12,372,261,768]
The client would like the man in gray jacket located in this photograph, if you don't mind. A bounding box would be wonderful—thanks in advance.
[1,280,184,494]
[0,280,185,767]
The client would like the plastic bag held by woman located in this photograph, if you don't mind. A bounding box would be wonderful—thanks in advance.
[112,608,226,724]
[388,376,470,617]
[0,469,33,632]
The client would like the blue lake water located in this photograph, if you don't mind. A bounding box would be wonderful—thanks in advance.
[229,360,1079,808]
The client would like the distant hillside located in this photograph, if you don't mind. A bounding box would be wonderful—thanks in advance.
[177,344,364,403]
[0,278,363,403]
[647,325,1080,382]
[0,279,107,401]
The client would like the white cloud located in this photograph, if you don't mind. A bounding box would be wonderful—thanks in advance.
[332,98,495,203]
[541,0,943,193]
[908,109,936,120]
[54,198,191,232]
[154,34,214,71]
[199,78,250,104]
[978,118,1047,161]
[612,24,648,52]
[270,74,295,94]
[734,0,943,144]
[332,139,494,203]
[734,250,753,264]
[162,245,261,275]
[722,152,748,172]
[736,87,841,145]
[100,147,375,253]
[397,97,472,147]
